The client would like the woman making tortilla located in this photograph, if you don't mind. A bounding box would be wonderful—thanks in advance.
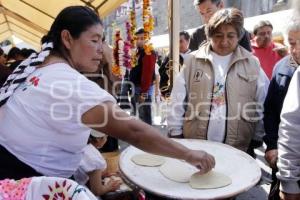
[0,5,215,180]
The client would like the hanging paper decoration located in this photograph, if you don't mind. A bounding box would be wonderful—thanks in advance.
[142,0,154,55]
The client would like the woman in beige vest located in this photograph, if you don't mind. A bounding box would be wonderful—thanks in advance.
[167,8,269,152]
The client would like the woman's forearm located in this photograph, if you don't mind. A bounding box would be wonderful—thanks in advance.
[124,118,190,160]
[84,102,189,160]
[82,102,215,172]
[108,103,191,160]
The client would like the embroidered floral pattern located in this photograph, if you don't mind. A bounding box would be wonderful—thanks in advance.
[71,185,86,199]
[42,180,73,200]
[0,178,92,200]
[29,76,40,87]
[42,180,87,200]
[20,74,41,91]
[0,178,32,200]
[212,82,225,108]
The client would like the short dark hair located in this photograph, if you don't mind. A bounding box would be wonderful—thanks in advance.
[180,31,190,41]
[205,8,244,39]
[194,0,221,6]
[253,20,273,35]
[135,27,145,35]
[20,48,37,58]
[7,47,21,60]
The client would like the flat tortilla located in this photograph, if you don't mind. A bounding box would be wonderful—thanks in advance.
[189,171,232,189]
[131,154,165,167]
[159,159,198,183]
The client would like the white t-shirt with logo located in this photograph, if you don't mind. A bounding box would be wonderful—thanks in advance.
[0,63,115,178]
[206,52,232,142]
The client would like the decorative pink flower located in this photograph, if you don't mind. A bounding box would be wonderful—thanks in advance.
[42,180,72,200]
[29,76,40,87]
[0,178,32,200]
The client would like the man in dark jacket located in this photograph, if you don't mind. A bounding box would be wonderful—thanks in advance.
[129,28,156,125]
[263,21,300,200]
[189,0,252,52]
[159,31,191,97]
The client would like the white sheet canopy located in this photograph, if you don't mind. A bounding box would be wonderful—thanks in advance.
[0,0,127,49]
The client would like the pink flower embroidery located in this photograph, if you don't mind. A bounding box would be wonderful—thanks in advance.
[29,76,40,87]
[42,180,72,200]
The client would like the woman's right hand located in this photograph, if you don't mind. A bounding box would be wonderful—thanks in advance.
[185,150,215,174]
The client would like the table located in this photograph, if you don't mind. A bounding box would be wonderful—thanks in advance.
[119,139,261,200]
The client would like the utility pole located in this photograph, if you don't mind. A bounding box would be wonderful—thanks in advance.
[168,0,180,95]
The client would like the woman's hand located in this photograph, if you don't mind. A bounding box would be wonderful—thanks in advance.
[185,150,215,174]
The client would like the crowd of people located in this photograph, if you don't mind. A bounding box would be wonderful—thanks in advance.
[0,0,299,199]
[0,47,37,87]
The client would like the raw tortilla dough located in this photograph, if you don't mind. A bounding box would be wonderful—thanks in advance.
[131,154,165,167]
[159,159,198,183]
[189,171,232,189]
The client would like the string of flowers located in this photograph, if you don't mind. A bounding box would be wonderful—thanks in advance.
[129,5,137,67]
[112,30,126,77]
[124,21,133,69]
[142,0,154,55]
